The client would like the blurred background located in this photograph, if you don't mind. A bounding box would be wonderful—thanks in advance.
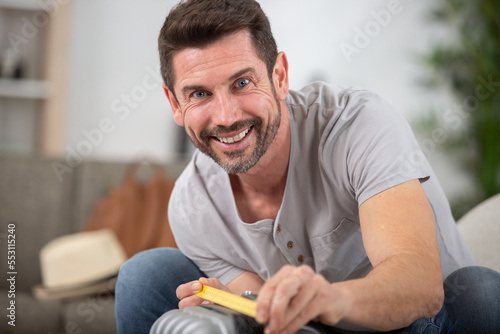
[1,0,498,217]
[0,1,499,333]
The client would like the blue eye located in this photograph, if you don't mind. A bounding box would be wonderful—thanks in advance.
[236,79,249,88]
[193,91,206,98]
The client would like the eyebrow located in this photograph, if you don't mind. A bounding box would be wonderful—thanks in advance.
[180,67,257,98]
[229,67,256,81]
[181,85,206,98]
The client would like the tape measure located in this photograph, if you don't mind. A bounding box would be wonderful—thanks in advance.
[196,285,257,318]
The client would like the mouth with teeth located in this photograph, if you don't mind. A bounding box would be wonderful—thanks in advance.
[215,127,251,144]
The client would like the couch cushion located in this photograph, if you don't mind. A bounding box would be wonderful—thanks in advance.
[63,294,117,334]
[0,156,75,291]
[0,291,62,334]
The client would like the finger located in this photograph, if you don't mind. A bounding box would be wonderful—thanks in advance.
[198,277,231,292]
[282,282,344,334]
[280,286,325,333]
[282,297,338,334]
[178,294,206,309]
[176,277,232,310]
[267,266,315,331]
[256,265,295,324]
[279,278,317,331]
[176,280,203,300]
[282,311,316,334]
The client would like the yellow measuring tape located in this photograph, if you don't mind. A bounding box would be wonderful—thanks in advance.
[196,285,257,318]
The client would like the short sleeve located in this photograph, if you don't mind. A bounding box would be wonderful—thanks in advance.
[324,90,430,206]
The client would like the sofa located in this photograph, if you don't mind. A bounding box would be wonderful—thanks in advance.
[0,155,187,334]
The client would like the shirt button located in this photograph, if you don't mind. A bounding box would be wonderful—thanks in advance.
[287,241,294,250]
[276,225,282,233]
[298,255,304,264]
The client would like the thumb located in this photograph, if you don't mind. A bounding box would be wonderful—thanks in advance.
[199,277,231,293]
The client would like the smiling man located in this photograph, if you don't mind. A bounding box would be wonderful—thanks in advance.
[165,30,286,176]
[115,1,500,333]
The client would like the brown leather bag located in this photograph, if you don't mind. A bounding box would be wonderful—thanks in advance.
[82,162,177,258]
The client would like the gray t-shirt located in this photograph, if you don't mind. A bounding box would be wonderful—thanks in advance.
[168,82,475,286]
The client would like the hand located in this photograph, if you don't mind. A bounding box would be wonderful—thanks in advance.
[255,265,349,334]
[176,277,231,309]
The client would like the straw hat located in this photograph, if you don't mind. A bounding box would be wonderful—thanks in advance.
[33,229,127,300]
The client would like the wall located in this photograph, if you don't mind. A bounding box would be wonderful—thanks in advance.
[66,0,178,163]
[64,0,469,198]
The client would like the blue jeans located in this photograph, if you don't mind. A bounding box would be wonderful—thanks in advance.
[403,265,500,334]
[115,248,206,334]
[115,248,500,333]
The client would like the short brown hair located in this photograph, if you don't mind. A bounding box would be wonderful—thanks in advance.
[158,0,278,93]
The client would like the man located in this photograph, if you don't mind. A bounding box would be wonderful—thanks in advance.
[115,0,500,333]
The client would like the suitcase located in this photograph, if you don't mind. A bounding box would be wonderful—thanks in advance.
[150,304,330,334]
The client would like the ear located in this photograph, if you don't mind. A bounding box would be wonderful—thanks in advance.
[273,52,289,101]
[163,83,184,126]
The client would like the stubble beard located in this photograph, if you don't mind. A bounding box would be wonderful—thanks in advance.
[189,100,282,174]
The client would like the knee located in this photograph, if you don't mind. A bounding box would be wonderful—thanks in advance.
[116,247,205,293]
[446,265,500,283]
[116,248,196,333]
[443,266,500,330]
[118,248,188,284]
[444,266,500,302]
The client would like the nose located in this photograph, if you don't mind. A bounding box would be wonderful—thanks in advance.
[211,91,241,127]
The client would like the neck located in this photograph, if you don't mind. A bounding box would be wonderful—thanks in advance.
[229,101,290,222]
[234,100,290,190]
[230,142,289,195]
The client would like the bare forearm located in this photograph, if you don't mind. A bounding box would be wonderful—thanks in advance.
[335,254,444,331]
[227,271,265,296]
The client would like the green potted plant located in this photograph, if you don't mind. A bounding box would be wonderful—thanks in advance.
[416,0,500,219]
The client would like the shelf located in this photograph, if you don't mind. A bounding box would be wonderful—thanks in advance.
[0,0,45,11]
[1,1,69,155]
[0,79,49,99]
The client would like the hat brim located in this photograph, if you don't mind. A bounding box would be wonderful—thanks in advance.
[32,274,117,300]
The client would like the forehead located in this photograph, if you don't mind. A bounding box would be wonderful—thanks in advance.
[171,31,265,92]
